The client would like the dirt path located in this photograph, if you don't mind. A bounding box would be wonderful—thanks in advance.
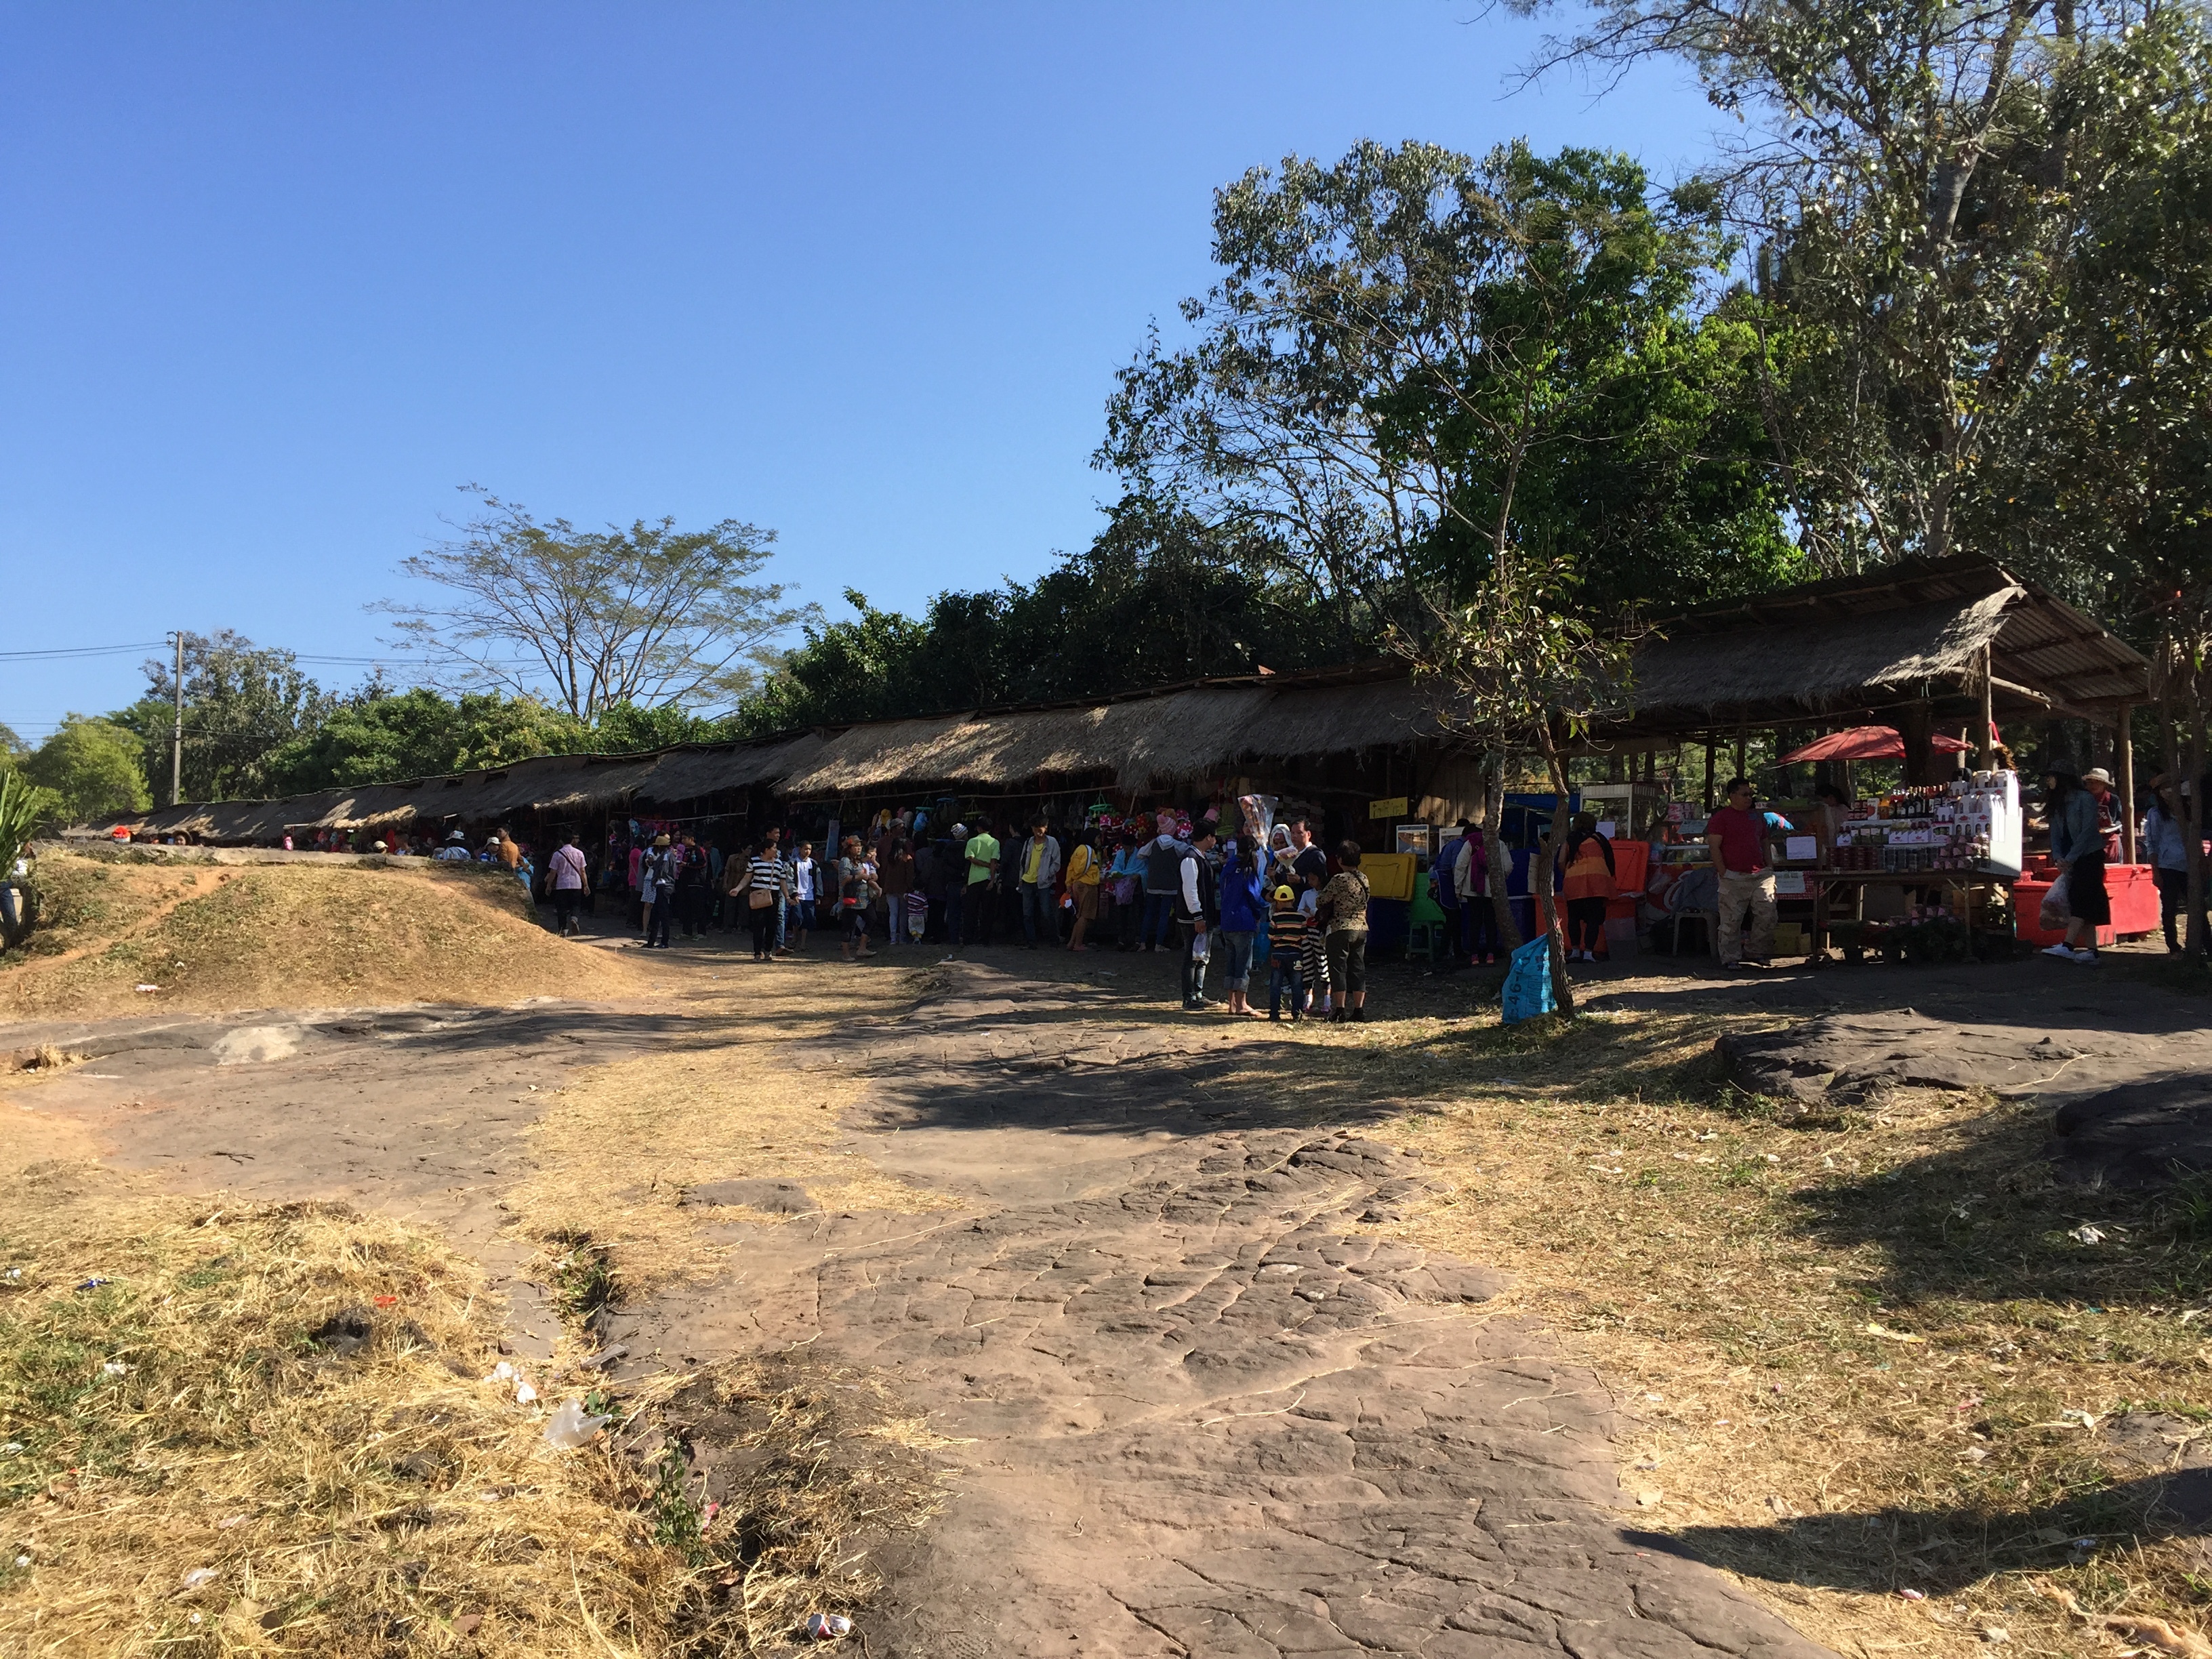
[3,958,1827,1658]
[600,964,1826,1659]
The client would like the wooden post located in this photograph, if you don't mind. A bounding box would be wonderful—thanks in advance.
[1734,725,1748,787]
[1902,700,1934,786]
[2117,702,2137,866]
[1978,644,1996,770]
[1702,735,1716,811]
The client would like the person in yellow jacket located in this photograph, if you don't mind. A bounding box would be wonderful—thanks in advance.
[1561,811,1618,964]
[1064,826,1104,952]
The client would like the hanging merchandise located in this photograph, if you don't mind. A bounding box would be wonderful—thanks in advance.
[1235,794,1278,848]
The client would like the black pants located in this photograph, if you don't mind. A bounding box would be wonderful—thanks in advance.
[1567,897,1607,953]
[748,905,776,957]
[966,884,996,945]
[1465,897,1503,958]
[645,897,672,947]
[1326,928,1368,997]
[678,886,708,937]
[1180,922,1210,1006]
[2157,867,2204,951]
[553,890,579,933]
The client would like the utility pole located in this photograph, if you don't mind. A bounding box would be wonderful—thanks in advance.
[170,632,185,808]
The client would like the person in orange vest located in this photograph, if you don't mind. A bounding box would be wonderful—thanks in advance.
[1561,811,1617,964]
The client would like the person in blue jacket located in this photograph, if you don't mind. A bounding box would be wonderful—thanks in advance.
[1216,836,1269,1017]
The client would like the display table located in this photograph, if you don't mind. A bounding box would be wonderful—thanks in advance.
[1805,871,2015,960]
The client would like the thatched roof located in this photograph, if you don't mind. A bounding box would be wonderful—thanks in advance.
[117,665,1445,842]
[1608,556,2148,735]
[112,558,2150,843]
[773,676,1446,796]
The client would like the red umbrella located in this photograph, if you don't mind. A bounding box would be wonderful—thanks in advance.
[1780,725,1973,764]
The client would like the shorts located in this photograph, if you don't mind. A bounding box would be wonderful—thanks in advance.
[1074,883,1101,921]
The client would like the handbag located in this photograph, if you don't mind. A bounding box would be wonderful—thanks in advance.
[748,886,775,910]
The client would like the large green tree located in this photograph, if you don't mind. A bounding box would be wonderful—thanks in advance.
[377,487,816,718]
[108,632,337,804]
[1101,140,1798,629]
[1508,0,2145,572]
[737,499,1338,731]
[26,717,151,823]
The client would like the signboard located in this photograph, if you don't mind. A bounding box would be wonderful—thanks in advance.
[1395,823,1434,859]
[1367,796,1409,821]
[1774,871,1808,897]
[1784,835,1818,862]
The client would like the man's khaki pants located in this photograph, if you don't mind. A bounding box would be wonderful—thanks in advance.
[1716,868,1776,964]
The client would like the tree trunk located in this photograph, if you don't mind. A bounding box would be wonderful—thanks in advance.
[1534,721,1576,1019]
[1483,753,1523,954]
[2162,700,2190,958]
[2190,709,2207,961]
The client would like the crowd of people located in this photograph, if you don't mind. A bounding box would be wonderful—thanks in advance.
[457,804,1394,1020]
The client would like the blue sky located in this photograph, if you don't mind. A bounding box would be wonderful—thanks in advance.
[0,2,1716,739]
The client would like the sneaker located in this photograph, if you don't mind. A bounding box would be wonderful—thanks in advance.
[2040,942,2076,960]
[2071,947,2102,966]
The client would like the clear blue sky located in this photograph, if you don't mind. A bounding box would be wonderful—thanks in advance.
[0,1,1715,740]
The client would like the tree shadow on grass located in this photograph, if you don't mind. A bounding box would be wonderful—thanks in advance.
[1637,1460,2212,1599]
[1782,1088,2212,1311]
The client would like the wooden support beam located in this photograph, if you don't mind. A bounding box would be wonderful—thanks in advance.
[1978,644,1996,770]
[2117,701,2137,866]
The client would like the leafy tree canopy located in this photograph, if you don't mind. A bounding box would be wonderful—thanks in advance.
[26,716,151,824]
[733,498,1345,732]
[108,631,338,805]
[376,487,817,718]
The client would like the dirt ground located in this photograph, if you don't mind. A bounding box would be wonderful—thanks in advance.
[5,865,2212,1658]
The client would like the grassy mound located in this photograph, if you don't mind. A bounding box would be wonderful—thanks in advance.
[0,1167,944,1656]
[0,854,651,1018]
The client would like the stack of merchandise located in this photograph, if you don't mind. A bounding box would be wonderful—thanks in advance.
[1833,774,2021,877]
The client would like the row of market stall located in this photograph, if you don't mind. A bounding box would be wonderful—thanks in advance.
[108,556,2162,958]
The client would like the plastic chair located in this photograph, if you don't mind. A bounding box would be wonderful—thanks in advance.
[1404,885,1450,962]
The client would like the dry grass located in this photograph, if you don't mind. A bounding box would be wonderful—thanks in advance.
[511,981,962,1305]
[0,1162,947,1657]
[1200,999,2212,1658]
[0,855,654,1018]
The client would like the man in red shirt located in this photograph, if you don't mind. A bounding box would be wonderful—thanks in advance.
[1707,777,1778,967]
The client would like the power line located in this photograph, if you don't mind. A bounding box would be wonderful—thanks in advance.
[0,642,167,660]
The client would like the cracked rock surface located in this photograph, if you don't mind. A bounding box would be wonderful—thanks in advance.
[612,964,1828,1659]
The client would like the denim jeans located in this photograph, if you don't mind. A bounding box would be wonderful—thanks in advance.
[1180,922,1210,1005]
[1019,881,1049,945]
[1268,960,1303,1017]
[645,896,673,947]
[1143,891,1178,949]
[890,897,914,945]
[774,890,787,950]
[1219,929,1256,990]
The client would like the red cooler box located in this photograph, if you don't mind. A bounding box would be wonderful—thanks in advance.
[2015,863,2159,947]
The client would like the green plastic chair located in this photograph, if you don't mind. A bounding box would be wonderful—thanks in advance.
[1405,882,1450,962]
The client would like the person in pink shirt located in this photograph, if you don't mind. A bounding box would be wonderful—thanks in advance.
[1706,777,1779,967]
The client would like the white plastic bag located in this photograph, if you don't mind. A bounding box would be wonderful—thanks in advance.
[542,1398,613,1450]
[2038,870,2071,931]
